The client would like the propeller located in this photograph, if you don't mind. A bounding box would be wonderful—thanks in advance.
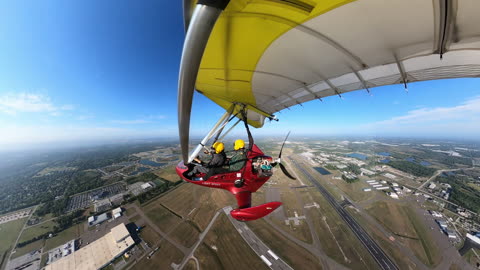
[273,132,296,180]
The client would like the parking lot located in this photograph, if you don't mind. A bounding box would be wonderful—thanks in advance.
[5,249,41,270]
[66,183,126,212]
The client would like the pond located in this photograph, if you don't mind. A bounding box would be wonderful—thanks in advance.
[376,152,391,156]
[314,167,331,175]
[420,161,431,166]
[129,167,150,175]
[139,160,166,167]
[346,153,367,160]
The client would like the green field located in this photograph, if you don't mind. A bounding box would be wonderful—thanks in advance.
[138,225,161,246]
[144,204,182,232]
[19,220,56,242]
[463,248,480,268]
[195,214,269,270]
[366,201,440,267]
[404,206,441,267]
[249,218,321,270]
[132,239,184,270]
[44,223,83,251]
[0,218,27,268]
[12,239,44,259]
[168,221,200,248]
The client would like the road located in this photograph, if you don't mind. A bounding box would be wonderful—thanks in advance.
[128,204,189,254]
[6,205,38,264]
[176,210,222,270]
[418,167,475,189]
[224,206,294,270]
[290,159,399,270]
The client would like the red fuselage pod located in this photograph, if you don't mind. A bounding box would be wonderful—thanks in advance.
[175,144,282,221]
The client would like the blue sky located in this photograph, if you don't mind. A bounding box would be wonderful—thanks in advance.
[0,1,479,150]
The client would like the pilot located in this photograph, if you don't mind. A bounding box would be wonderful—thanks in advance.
[229,139,247,171]
[188,142,226,179]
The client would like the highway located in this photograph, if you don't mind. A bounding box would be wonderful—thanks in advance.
[224,206,293,270]
[290,159,399,270]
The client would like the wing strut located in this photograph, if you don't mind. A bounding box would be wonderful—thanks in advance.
[178,0,230,164]
[187,109,231,164]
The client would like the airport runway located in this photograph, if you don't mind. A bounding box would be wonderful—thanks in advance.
[290,159,399,270]
[224,207,294,270]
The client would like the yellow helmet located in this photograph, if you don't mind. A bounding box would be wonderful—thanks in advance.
[234,139,245,151]
[212,142,224,154]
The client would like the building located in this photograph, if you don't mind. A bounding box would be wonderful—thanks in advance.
[363,188,372,192]
[467,233,480,245]
[388,192,399,199]
[88,213,109,226]
[360,168,375,176]
[366,180,377,183]
[45,224,134,270]
[128,181,156,196]
[141,183,153,190]
[373,184,383,188]
[376,186,390,190]
[108,194,125,206]
[428,183,437,189]
[391,182,399,187]
[112,207,122,219]
[430,211,443,218]
[446,230,457,239]
[436,220,447,229]
[94,199,112,213]
[384,173,397,180]
[47,240,77,265]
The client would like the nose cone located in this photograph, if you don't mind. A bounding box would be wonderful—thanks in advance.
[176,161,188,179]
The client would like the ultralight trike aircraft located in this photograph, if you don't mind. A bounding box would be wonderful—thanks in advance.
[175,0,480,221]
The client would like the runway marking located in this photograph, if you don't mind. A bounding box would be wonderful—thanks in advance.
[187,208,196,216]
[260,255,273,266]
[268,250,279,260]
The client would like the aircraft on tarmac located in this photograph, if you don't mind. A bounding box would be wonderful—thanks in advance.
[175,0,480,221]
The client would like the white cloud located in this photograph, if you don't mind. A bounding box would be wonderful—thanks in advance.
[0,92,74,116]
[367,96,480,126]
[360,96,480,137]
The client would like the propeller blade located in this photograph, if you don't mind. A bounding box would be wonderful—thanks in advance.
[177,5,222,163]
[279,163,296,180]
[278,131,291,159]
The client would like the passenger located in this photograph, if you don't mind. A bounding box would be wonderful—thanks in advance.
[229,139,247,171]
[188,142,226,179]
